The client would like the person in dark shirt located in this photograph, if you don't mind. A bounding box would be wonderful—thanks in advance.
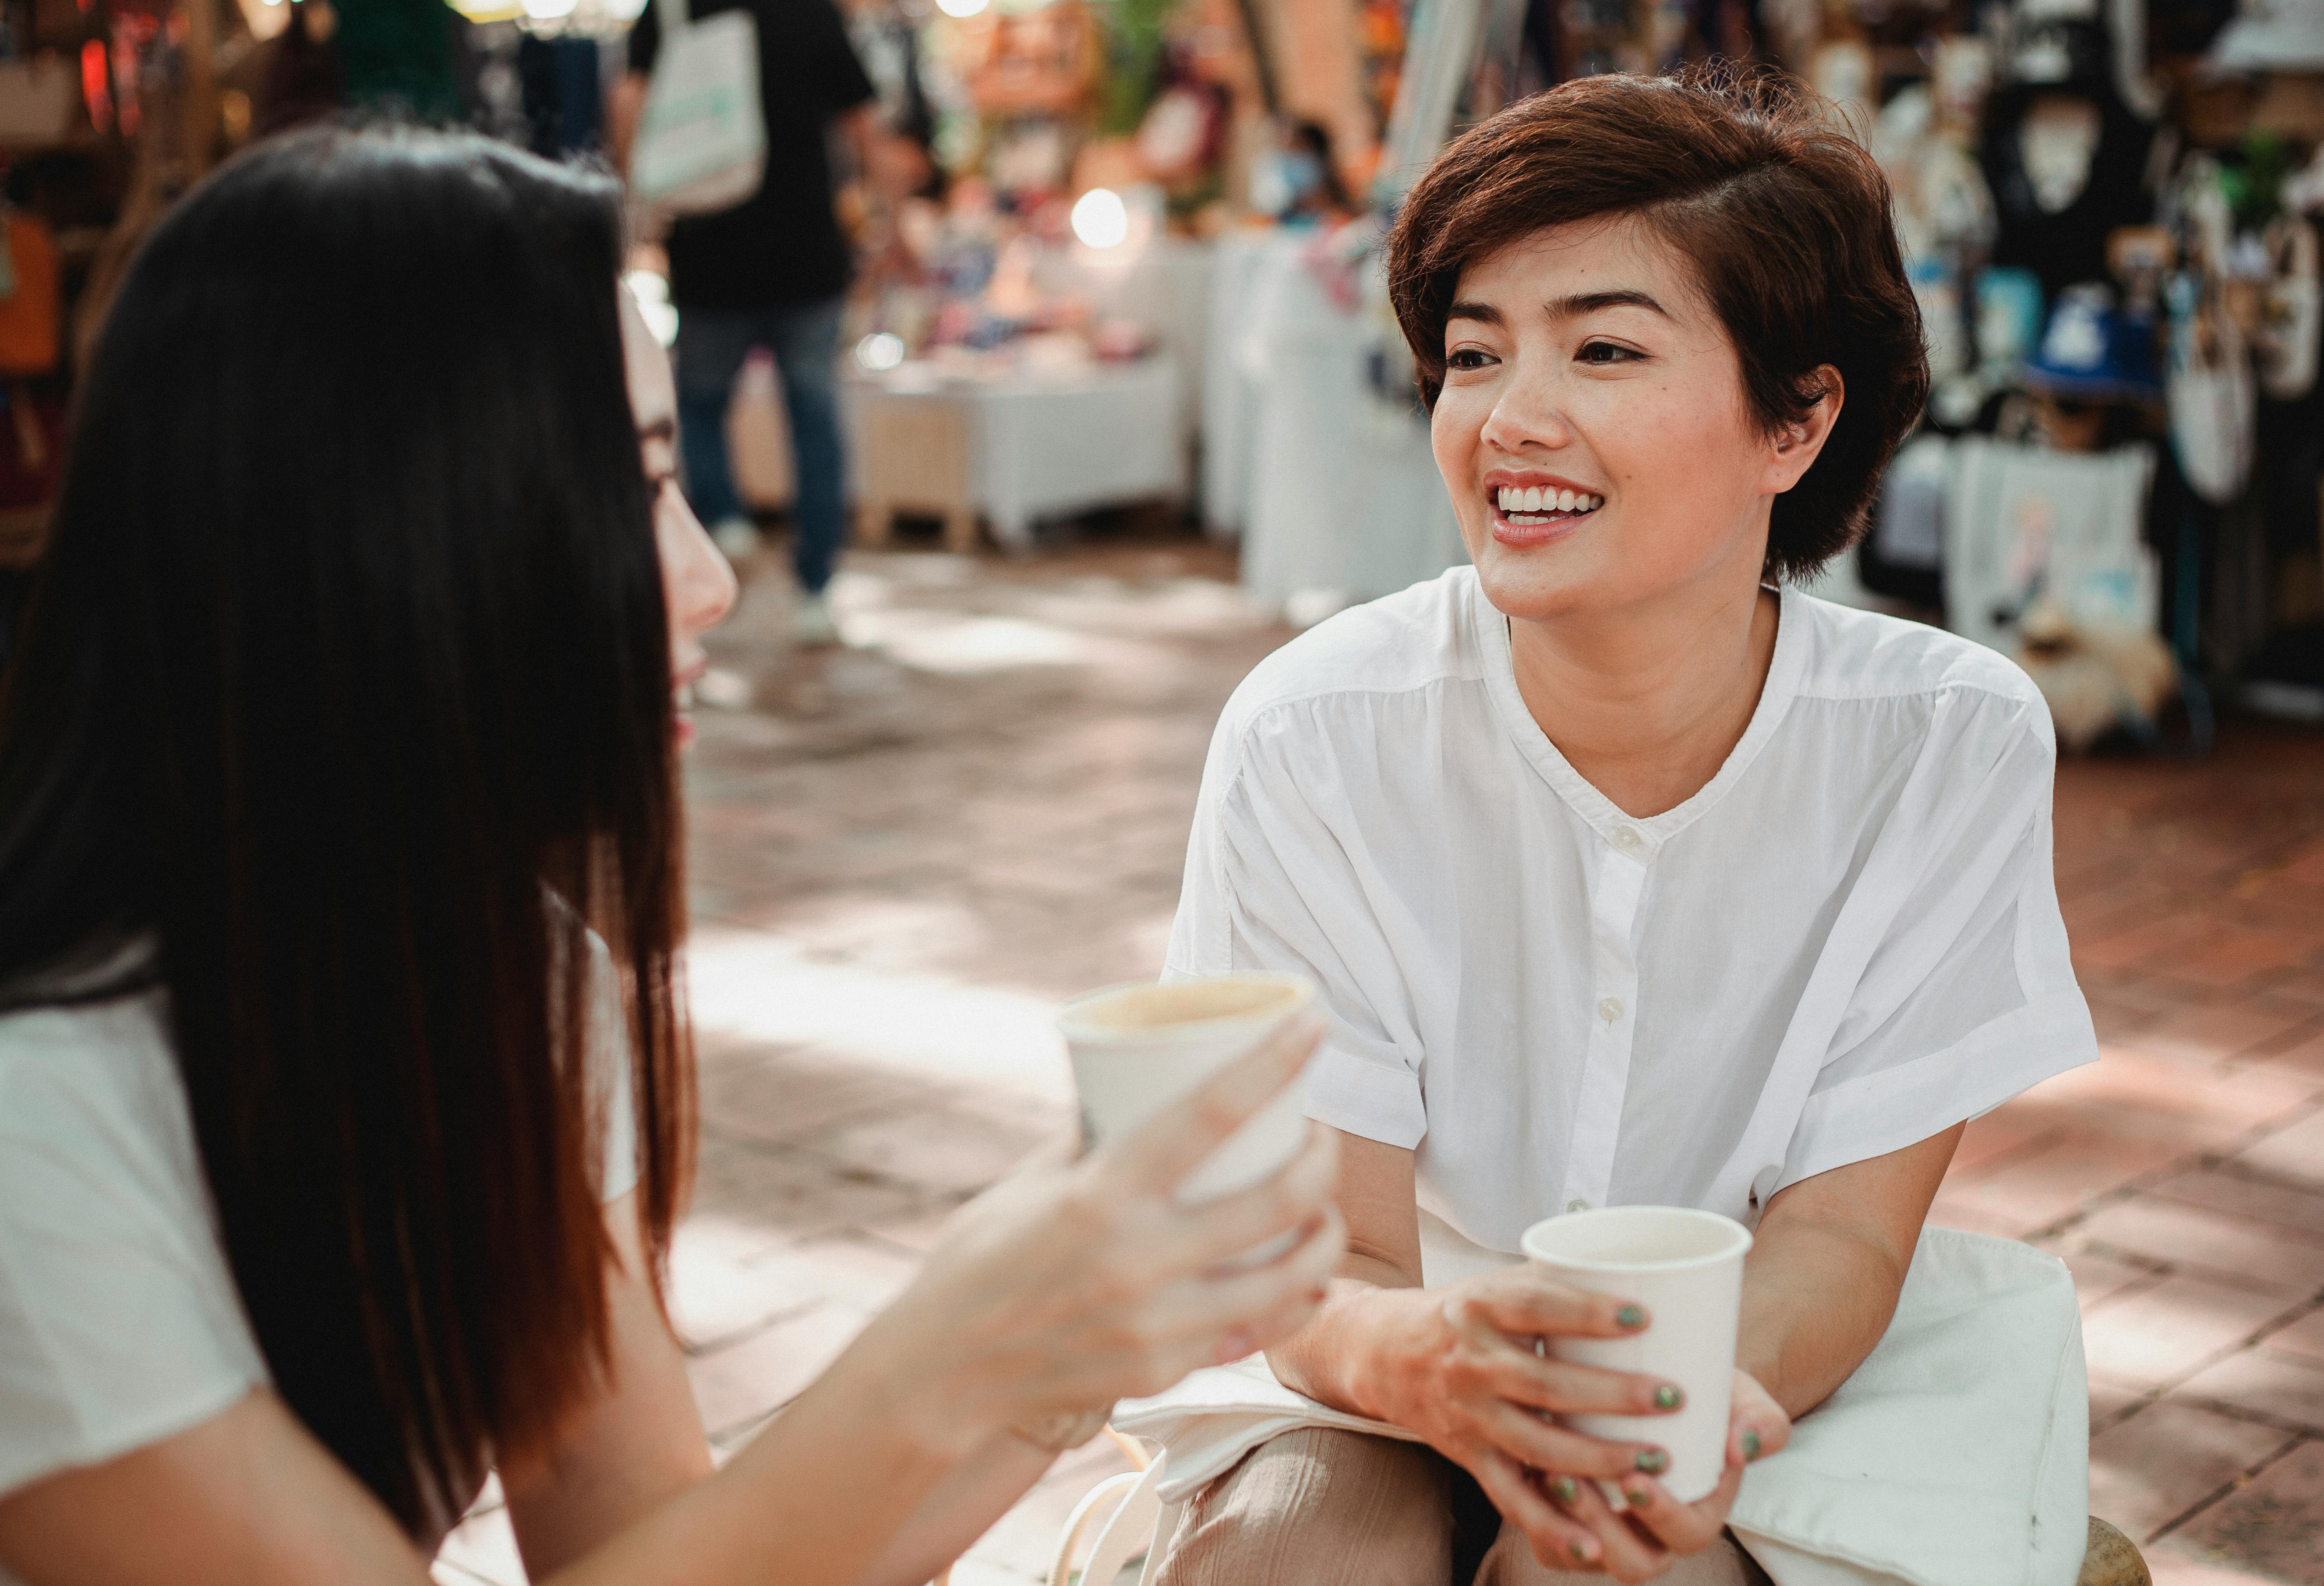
[615,0,876,644]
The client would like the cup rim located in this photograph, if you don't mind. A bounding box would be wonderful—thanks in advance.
[1519,1205,1754,1273]
[1058,972,1316,1042]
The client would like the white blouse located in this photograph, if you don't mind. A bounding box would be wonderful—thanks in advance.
[0,938,637,1558]
[1166,568,2096,1284]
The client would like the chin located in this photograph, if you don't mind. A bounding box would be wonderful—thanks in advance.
[1468,531,1613,622]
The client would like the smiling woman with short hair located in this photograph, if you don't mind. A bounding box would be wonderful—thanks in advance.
[1147,68,2098,1586]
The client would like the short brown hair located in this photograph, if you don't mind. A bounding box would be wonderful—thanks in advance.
[1387,66,1928,579]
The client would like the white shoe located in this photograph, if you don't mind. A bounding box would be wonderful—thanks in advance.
[793,593,842,648]
[710,517,758,559]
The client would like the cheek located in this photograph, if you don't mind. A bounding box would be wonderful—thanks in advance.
[1429,389,1487,492]
[1590,379,1756,502]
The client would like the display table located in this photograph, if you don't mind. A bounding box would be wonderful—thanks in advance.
[845,356,1184,552]
[1201,229,1468,614]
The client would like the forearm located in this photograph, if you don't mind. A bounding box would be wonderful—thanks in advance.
[852,1431,1056,1586]
[1734,1215,1909,1420]
[540,1332,971,1586]
[1263,1252,1415,1419]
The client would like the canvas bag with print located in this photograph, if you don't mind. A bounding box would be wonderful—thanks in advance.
[632,0,766,216]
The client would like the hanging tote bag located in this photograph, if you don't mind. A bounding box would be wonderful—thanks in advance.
[631,0,767,217]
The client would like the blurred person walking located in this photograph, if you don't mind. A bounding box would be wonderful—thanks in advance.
[611,0,876,646]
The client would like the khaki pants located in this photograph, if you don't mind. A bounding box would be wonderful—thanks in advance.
[1148,1428,1772,1586]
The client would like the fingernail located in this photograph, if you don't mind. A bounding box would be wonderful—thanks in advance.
[1215,1327,1254,1363]
[1653,1383,1684,1411]
[1616,1304,1646,1329]
[1634,1448,1669,1475]
[1550,1475,1579,1504]
[1741,1429,1762,1462]
[1625,1487,1652,1508]
[1570,1539,1594,1562]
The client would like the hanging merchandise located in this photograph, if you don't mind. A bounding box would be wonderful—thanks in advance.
[2254,210,2320,398]
[2209,0,2324,73]
[2023,282,2162,401]
[0,202,58,383]
[1943,435,2159,651]
[0,53,74,145]
[1981,4,2158,304]
[2165,158,2261,504]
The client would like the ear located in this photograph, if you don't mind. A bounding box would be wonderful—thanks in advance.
[1762,366,1844,496]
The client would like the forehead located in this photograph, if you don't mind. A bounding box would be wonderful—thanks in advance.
[1455,212,1711,319]
[618,286,676,426]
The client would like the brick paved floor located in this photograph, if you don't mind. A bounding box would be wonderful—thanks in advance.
[435,541,2324,1586]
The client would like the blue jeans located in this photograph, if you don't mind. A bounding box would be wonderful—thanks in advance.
[675,297,848,596]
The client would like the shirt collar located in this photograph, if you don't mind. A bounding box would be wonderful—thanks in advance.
[1472,575,1810,853]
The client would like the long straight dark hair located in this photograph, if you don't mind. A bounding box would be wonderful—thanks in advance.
[0,126,693,1531]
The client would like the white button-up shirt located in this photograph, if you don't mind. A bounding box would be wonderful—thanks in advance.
[1166,568,2096,1283]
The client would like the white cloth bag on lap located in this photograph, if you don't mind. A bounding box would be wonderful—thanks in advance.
[1083,1228,2087,1586]
[632,0,766,216]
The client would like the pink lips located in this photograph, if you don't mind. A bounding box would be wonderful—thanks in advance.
[672,658,706,746]
[1481,470,1605,550]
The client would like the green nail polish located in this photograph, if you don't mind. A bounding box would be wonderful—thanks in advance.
[1626,1487,1652,1508]
[1571,1540,1593,1562]
[1550,1476,1579,1504]
[1634,1448,1670,1475]
[1653,1383,1684,1410]
[1617,1304,1646,1328]
[1742,1430,1762,1461]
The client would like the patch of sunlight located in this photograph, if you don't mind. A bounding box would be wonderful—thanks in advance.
[685,924,1070,1105]
[845,609,1098,674]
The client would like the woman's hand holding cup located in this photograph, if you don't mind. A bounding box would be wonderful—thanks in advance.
[1348,1264,1705,1571]
[1544,1368,1790,1582]
[865,1007,1344,1461]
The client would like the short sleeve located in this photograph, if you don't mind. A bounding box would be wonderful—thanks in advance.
[625,2,660,78]
[1777,693,2097,1193]
[0,1000,268,1499]
[1166,705,1430,1149]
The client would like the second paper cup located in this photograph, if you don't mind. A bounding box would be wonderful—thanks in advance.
[1519,1205,1753,1503]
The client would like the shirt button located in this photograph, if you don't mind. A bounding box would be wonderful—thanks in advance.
[1611,826,1643,853]
[1567,1198,1591,1214]
[1598,997,1625,1023]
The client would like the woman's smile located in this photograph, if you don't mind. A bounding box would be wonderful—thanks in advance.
[1486,468,1606,547]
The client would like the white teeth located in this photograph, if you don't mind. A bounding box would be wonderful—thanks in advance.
[1495,485,1605,517]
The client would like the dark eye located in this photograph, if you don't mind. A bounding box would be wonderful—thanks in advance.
[1446,347,1495,371]
[1578,341,1640,365]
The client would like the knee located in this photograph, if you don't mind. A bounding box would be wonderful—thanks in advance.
[1149,1429,1451,1586]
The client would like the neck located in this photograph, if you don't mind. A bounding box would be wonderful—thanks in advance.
[1507,566,1780,821]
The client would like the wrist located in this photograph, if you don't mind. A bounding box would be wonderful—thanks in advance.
[842,1306,1009,1467]
[1332,1283,1431,1424]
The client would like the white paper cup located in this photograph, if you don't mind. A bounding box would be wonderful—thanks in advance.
[1519,1206,1754,1503]
[1057,974,1316,1207]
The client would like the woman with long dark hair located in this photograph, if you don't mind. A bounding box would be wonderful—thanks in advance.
[0,125,1342,1586]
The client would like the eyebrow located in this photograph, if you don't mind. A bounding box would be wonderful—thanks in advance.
[637,416,677,444]
[1445,289,1671,326]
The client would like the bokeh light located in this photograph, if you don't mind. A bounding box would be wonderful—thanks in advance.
[1070,188,1130,250]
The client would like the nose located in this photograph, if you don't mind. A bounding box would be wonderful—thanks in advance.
[672,497,738,641]
[1478,371,1576,458]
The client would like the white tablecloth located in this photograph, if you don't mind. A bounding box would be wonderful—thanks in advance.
[1202,230,1469,614]
[844,356,1184,549]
